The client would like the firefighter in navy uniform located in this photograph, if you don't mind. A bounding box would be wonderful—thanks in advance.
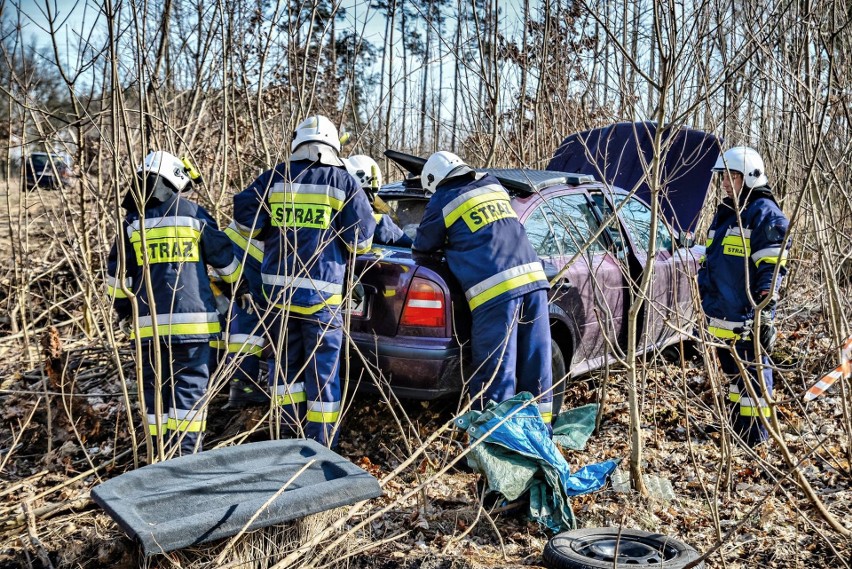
[413,151,554,428]
[222,219,269,408]
[106,151,243,457]
[344,154,413,247]
[698,146,791,446]
[233,115,375,448]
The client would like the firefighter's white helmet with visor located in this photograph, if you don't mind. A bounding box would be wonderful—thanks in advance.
[421,151,468,194]
[712,146,768,189]
[137,150,191,192]
[344,155,383,190]
[291,115,340,153]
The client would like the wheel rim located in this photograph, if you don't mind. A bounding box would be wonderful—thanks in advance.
[571,536,677,565]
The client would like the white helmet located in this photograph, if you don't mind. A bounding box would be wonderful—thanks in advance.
[344,155,383,190]
[712,146,768,189]
[137,150,191,192]
[421,151,468,193]
[291,115,340,152]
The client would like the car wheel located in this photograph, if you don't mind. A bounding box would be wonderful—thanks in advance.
[550,338,568,419]
[542,527,704,569]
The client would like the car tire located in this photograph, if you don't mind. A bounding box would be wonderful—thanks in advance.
[542,527,704,569]
[550,338,568,419]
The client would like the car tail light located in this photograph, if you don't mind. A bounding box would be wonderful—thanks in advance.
[401,278,445,328]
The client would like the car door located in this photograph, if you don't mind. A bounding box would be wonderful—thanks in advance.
[591,191,689,351]
[520,190,627,371]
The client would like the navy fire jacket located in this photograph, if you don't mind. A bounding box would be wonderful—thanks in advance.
[232,157,375,318]
[413,172,548,312]
[698,187,790,338]
[107,191,242,343]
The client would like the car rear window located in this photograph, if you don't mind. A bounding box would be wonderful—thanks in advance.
[378,197,426,240]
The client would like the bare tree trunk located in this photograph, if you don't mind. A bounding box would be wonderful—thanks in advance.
[419,2,432,155]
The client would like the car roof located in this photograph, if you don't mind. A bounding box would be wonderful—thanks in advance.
[379,150,597,199]
[29,152,65,158]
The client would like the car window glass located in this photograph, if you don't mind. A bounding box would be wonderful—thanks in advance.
[381,198,426,236]
[609,194,673,253]
[30,155,49,169]
[524,194,603,257]
[591,193,627,253]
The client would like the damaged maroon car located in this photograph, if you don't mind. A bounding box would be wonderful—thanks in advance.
[347,123,719,412]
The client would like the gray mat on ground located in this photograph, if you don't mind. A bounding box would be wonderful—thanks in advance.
[91,439,382,555]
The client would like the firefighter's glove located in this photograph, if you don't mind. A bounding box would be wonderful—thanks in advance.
[118,317,132,338]
[351,282,365,305]
[233,280,253,315]
[756,291,777,353]
[237,294,254,315]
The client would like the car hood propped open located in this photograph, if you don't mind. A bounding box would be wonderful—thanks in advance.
[547,121,721,232]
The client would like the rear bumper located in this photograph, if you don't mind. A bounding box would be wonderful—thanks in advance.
[347,332,463,400]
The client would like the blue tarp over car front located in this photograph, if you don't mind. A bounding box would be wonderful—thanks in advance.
[547,122,721,232]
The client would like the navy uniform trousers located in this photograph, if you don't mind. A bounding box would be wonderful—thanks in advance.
[717,340,772,446]
[469,289,554,426]
[268,312,342,448]
[142,341,211,456]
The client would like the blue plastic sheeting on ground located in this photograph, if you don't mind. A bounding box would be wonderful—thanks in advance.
[91,439,382,555]
[552,403,599,451]
[457,393,618,532]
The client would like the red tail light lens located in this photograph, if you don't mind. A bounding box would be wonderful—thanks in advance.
[401,278,445,328]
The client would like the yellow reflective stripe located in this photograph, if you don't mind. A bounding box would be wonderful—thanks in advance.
[708,326,741,340]
[210,339,226,349]
[468,269,547,311]
[269,192,343,211]
[228,342,264,356]
[307,409,340,423]
[729,384,741,402]
[347,237,373,254]
[134,322,221,339]
[373,213,383,223]
[540,412,553,424]
[273,382,305,406]
[217,258,243,283]
[275,392,307,406]
[443,191,511,228]
[752,247,788,267]
[167,417,207,432]
[107,285,128,299]
[307,401,340,423]
[721,235,750,257]
[147,415,168,435]
[226,226,264,263]
[234,220,262,238]
[271,295,343,315]
[740,405,771,417]
[130,226,202,265]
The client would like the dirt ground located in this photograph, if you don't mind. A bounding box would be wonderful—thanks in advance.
[0,182,850,568]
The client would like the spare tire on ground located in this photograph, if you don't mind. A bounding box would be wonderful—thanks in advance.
[543,527,704,569]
